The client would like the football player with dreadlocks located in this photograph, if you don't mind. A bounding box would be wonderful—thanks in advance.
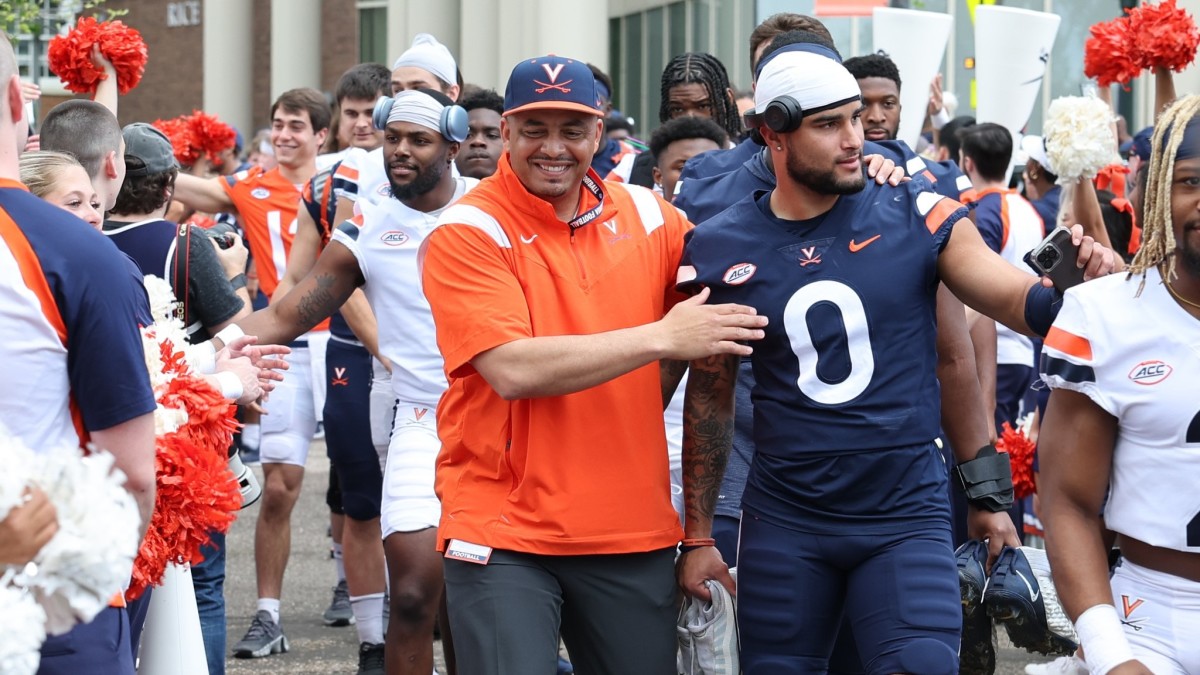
[609,52,741,188]
[1038,94,1200,675]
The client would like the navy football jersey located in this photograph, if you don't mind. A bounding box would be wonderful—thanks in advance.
[680,179,967,532]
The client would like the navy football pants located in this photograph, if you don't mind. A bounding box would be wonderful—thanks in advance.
[324,338,383,521]
[737,515,960,675]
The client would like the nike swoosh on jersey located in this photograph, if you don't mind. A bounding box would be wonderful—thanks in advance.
[520,234,538,244]
[848,234,882,252]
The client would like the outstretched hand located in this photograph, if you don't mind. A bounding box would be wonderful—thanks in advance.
[221,335,290,404]
[658,287,766,360]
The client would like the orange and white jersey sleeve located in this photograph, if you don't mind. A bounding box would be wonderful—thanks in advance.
[1041,268,1200,553]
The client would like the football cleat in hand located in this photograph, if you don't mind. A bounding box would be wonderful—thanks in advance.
[956,539,997,675]
[985,546,1078,657]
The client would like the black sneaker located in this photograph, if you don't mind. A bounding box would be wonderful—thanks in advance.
[357,642,385,675]
[985,546,1078,657]
[956,539,996,675]
[232,610,288,658]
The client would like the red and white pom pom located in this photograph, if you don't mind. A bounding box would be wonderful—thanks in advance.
[127,277,243,600]
[47,17,147,95]
[1128,0,1200,73]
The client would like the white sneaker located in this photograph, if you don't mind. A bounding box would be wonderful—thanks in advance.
[677,568,738,675]
[1024,654,1087,675]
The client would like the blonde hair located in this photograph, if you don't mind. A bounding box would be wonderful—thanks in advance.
[18,150,86,199]
[1129,94,1200,286]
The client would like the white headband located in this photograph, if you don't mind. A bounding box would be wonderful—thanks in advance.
[388,90,445,134]
[753,51,861,117]
[392,33,457,88]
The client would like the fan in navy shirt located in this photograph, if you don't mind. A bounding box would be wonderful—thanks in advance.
[673,49,1117,675]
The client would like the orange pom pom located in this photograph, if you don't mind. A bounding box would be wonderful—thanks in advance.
[153,116,201,167]
[996,421,1037,500]
[1129,0,1200,73]
[188,111,238,165]
[47,17,147,95]
[1084,15,1142,88]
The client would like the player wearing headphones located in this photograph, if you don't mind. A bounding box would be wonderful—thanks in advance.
[676,50,1115,675]
[217,88,475,675]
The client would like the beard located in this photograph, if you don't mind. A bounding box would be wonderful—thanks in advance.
[785,149,866,196]
[1179,221,1200,277]
[389,159,446,201]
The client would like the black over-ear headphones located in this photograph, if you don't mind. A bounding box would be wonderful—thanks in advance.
[372,94,469,143]
[743,95,804,135]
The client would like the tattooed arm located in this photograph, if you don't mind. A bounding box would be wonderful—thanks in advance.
[660,359,688,409]
[676,352,739,601]
[227,241,365,347]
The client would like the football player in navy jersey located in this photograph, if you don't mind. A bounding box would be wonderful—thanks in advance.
[675,50,1115,675]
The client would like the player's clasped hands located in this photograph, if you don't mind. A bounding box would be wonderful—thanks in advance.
[659,287,767,359]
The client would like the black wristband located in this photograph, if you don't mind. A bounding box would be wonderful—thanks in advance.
[954,444,1015,512]
[228,273,248,290]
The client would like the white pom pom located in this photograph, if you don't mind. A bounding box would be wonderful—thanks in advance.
[1043,96,1121,183]
[0,582,47,675]
[24,446,141,635]
[0,430,35,523]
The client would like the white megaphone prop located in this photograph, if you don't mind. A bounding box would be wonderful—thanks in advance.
[136,564,208,674]
[975,5,1061,179]
[872,7,954,149]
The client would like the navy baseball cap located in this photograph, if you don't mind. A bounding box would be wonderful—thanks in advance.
[1128,126,1154,161]
[503,55,603,118]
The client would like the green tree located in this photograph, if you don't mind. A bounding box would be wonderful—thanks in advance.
[1,0,126,39]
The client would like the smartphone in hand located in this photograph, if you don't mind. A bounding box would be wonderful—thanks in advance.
[1025,228,1087,292]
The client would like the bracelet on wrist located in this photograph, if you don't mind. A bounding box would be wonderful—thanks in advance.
[228,273,248,290]
[679,537,716,554]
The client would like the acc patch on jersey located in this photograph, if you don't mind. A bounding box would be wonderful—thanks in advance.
[723,263,757,285]
[1128,360,1172,385]
[251,187,270,199]
[380,230,409,246]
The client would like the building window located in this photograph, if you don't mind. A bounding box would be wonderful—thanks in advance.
[358,1,387,65]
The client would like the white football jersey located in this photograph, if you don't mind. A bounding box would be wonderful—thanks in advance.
[332,177,478,407]
[995,192,1046,367]
[1041,266,1200,553]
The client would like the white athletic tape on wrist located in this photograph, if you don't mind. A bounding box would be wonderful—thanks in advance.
[931,107,951,130]
[213,370,244,401]
[214,324,246,349]
[1075,604,1135,675]
[191,341,217,374]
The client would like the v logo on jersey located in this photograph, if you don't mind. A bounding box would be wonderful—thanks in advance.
[799,246,822,267]
[1121,595,1144,617]
[849,234,881,252]
[603,221,618,235]
[413,408,429,421]
[332,367,349,387]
